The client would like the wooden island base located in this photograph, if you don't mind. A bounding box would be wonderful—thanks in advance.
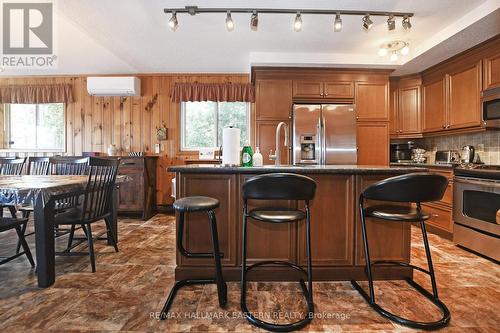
[169,165,427,282]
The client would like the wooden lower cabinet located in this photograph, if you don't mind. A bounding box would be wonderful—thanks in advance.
[177,173,239,267]
[174,171,411,281]
[298,175,355,266]
[355,175,411,266]
[356,122,389,166]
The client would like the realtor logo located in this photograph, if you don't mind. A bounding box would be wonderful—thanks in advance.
[3,2,53,54]
[1,1,56,69]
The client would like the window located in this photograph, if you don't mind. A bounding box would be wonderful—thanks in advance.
[3,103,65,150]
[181,101,250,150]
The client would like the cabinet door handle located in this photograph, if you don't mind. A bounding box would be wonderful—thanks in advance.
[432,213,439,217]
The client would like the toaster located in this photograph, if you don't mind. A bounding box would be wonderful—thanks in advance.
[435,150,461,164]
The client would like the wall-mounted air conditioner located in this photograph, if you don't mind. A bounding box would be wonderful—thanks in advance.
[87,76,141,97]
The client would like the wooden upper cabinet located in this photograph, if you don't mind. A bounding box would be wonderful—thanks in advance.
[255,80,292,120]
[293,81,354,99]
[483,53,500,90]
[355,82,389,121]
[423,78,447,132]
[356,122,389,166]
[293,81,324,98]
[324,82,354,98]
[398,85,421,134]
[448,61,482,130]
[389,81,399,135]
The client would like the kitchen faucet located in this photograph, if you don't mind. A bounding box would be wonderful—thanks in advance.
[269,122,288,166]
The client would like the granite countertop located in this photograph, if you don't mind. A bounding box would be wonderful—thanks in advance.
[389,162,457,169]
[168,164,428,174]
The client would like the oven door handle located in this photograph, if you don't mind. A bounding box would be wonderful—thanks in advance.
[455,177,500,187]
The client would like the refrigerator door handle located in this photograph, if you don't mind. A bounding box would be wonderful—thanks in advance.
[322,115,326,165]
[317,117,322,165]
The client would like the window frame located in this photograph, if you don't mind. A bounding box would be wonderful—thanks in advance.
[180,101,251,152]
[2,103,66,152]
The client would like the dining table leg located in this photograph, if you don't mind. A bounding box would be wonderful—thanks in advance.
[33,194,56,288]
[106,184,119,245]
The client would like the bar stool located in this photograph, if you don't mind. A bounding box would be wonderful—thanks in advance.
[160,196,227,320]
[351,172,451,330]
[241,173,316,332]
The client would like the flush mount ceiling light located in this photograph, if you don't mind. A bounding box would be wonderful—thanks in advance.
[168,11,178,31]
[402,15,412,30]
[294,12,303,32]
[387,15,395,31]
[163,6,413,33]
[250,11,258,31]
[378,40,410,60]
[362,14,373,31]
[225,11,234,31]
[334,13,342,32]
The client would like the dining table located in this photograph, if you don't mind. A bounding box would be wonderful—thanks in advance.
[0,175,126,288]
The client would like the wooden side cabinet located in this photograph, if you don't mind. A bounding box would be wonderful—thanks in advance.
[256,79,292,120]
[117,156,157,220]
[483,53,500,90]
[390,77,422,137]
[355,82,389,121]
[356,122,389,166]
[423,77,447,133]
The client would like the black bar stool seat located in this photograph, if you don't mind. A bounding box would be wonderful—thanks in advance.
[160,196,227,320]
[249,207,306,223]
[173,196,219,212]
[351,172,451,330]
[365,205,431,222]
[241,173,317,332]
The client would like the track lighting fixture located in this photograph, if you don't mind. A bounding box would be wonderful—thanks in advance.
[387,15,395,31]
[400,43,409,55]
[163,7,414,33]
[250,11,258,31]
[225,11,234,31]
[168,11,178,31]
[402,16,412,30]
[294,12,302,32]
[362,14,373,31]
[334,13,342,32]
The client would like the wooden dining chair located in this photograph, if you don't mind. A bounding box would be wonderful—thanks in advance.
[0,158,26,219]
[0,217,35,268]
[54,157,120,272]
[16,157,51,253]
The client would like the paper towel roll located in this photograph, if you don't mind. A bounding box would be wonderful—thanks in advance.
[222,127,241,166]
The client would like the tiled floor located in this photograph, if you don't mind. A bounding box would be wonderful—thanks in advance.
[0,214,499,332]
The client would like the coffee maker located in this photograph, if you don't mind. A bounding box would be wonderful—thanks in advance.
[390,141,415,163]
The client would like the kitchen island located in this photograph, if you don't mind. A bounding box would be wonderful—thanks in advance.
[168,164,427,281]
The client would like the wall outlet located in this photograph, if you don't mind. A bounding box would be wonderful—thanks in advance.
[154,143,160,154]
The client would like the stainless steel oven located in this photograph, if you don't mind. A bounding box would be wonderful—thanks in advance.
[482,87,500,128]
[453,168,500,261]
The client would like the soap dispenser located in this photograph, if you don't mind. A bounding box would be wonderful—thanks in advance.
[253,147,263,167]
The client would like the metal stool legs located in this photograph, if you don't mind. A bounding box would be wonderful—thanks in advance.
[240,206,314,332]
[351,201,450,330]
[160,210,227,320]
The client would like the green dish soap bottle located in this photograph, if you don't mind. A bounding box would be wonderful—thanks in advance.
[241,141,253,167]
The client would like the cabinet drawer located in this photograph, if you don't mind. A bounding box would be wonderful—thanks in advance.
[293,80,323,98]
[324,82,354,98]
[422,203,452,233]
[120,158,144,168]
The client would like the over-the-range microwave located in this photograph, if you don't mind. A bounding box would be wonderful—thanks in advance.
[482,87,500,128]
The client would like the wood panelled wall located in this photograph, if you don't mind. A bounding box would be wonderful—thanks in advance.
[0,73,250,205]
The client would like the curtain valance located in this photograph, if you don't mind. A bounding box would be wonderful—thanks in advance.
[170,82,255,103]
[0,84,74,104]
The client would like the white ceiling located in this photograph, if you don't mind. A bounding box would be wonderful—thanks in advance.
[1,0,499,76]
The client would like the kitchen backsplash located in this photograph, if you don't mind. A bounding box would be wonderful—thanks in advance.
[420,131,500,165]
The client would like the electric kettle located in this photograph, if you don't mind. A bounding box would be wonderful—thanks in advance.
[461,145,475,163]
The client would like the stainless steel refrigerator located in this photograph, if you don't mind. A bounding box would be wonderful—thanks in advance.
[292,104,357,165]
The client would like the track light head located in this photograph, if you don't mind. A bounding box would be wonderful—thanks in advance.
[387,15,395,31]
[362,14,373,31]
[226,11,234,31]
[334,13,342,32]
[168,12,178,31]
[402,16,412,30]
[294,12,302,32]
[250,11,258,31]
